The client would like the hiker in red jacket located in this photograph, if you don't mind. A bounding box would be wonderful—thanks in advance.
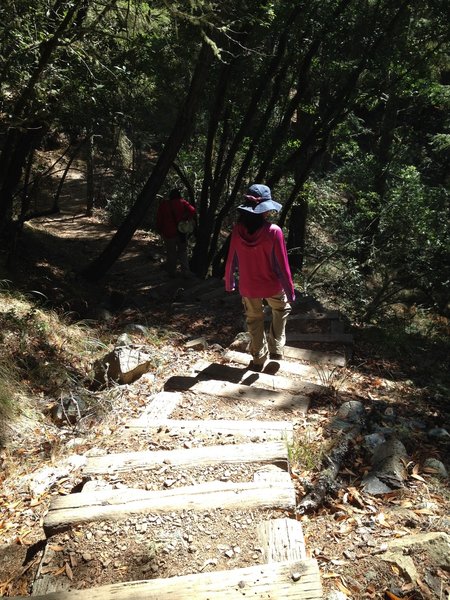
[156,189,196,278]
[225,184,295,371]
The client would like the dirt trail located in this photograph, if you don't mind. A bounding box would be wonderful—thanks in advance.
[1,171,448,599]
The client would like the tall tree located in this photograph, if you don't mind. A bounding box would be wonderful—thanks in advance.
[0,0,97,230]
[81,41,213,281]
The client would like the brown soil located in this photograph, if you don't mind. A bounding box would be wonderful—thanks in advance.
[0,176,449,599]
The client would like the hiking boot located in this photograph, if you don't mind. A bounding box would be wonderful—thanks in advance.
[269,352,283,361]
[248,356,267,372]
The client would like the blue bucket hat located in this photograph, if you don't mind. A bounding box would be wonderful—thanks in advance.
[238,184,282,214]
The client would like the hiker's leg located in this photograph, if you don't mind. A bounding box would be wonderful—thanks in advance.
[164,237,177,276]
[266,292,291,356]
[242,296,267,364]
[176,235,191,276]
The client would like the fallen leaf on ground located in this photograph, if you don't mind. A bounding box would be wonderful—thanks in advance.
[385,591,403,600]
[65,562,73,580]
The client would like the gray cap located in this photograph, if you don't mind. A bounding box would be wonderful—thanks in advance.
[238,184,282,214]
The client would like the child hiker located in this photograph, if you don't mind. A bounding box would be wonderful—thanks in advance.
[224,184,295,371]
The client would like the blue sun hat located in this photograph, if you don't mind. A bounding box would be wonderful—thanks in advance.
[238,184,282,214]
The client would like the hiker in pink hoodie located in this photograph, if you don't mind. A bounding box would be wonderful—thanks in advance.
[225,184,295,371]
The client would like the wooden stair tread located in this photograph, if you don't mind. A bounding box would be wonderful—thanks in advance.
[192,360,326,394]
[286,331,353,344]
[282,345,347,366]
[224,349,326,376]
[125,418,294,440]
[196,286,228,301]
[44,475,296,536]
[257,517,307,562]
[179,277,223,299]
[25,558,322,599]
[164,376,310,414]
[288,310,340,321]
[83,440,289,475]
[134,390,182,423]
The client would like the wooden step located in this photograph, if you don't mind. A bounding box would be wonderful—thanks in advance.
[288,310,340,321]
[224,350,326,377]
[282,345,346,367]
[226,343,346,367]
[257,517,307,562]
[83,441,289,476]
[286,332,354,344]
[125,418,294,441]
[192,360,325,394]
[164,376,310,414]
[179,277,222,299]
[133,390,182,423]
[43,473,296,536]
[196,286,228,301]
[24,558,322,599]
[330,320,345,334]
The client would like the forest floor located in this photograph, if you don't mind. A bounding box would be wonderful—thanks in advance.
[0,172,449,599]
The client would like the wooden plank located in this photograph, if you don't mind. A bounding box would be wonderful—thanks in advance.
[49,474,292,509]
[32,545,71,596]
[179,277,222,299]
[83,441,289,475]
[257,518,307,562]
[254,464,292,483]
[164,376,310,414]
[43,479,296,535]
[196,286,227,301]
[23,559,323,599]
[330,320,345,334]
[286,332,353,344]
[282,346,346,367]
[132,391,182,424]
[221,292,242,305]
[224,350,323,378]
[192,360,326,395]
[269,311,340,326]
[125,418,294,440]
[288,310,340,321]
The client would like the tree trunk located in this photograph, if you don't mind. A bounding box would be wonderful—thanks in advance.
[81,42,213,282]
[211,234,231,279]
[0,124,47,234]
[85,132,95,216]
[287,201,308,273]
[52,144,81,212]
[191,8,301,277]
[256,0,353,182]
[0,0,86,237]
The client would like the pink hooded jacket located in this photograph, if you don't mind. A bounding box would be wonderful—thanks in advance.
[225,221,295,302]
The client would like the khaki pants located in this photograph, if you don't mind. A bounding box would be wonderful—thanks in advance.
[164,235,190,276]
[242,293,291,364]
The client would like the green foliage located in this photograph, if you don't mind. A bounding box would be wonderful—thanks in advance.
[304,168,449,321]
[288,432,324,472]
[1,0,448,301]
[314,365,351,398]
[105,173,141,226]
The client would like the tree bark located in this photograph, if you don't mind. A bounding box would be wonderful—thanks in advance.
[81,42,213,282]
[191,6,301,276]
[0,0,88,236]
[85,132,95,216]
[296,425,361,515]
[287,201,308,273]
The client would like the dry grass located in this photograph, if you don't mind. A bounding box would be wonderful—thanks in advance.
[0,285,111,442]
